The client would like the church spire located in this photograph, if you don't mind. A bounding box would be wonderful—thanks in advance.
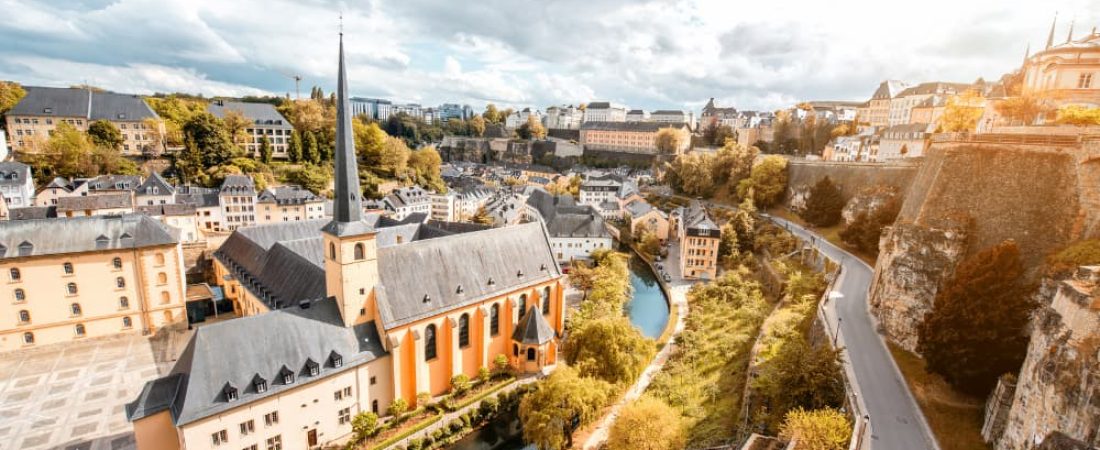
[331,31,363,225]
[1022,43,1030,66]
[1046,13,1058,49]
[1066,18,1075,43]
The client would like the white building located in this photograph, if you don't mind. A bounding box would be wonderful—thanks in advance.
[383,186,432,220]
[525,190,614,264]
[582,102,628,123]
[626,109,649,122]
[578,176,623,207]
[207,101,294,159]
[878,123,930,160]
[136,204,201,243]
[505,108,543,130]
[651,110,691,124]
[218,175,257,231]
[544,106,584,130]
[0,130,8,161]
[0,161,35,208]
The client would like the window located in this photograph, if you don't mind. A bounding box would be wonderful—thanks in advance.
[338,407,351,425]
[18,310,30,323]
[1078,72,1094,89]
[459,313,470,348]
[255,377,268,393]
[306,359,319,376]
[122,317,132,328]
[211,429,228,446]
[75,324,85,336]
[513,343,519,357]
[371,400,379,414]
[160,291,170,304]
[266,435,282,450]
[519,294,527,315]
[10,268,20,281]
[354,243,365,260]
[370,376,377,385]
[155,253,165,266]
[71,303,82,316]
[23,332,33,344]
[119,296,129,309]
[542,286,551,315]
[424,324,437,360]
[334,390,343,401]
[282,369,294,385]
[264,411,279,426]
[329,242,336,260]
[67,283,78,295]
[225,385,238,402]
[63,262,73,274]
[527,347,536,361]
[490,304,500,336]
[239,420,254,435]
[112,257,123,269]
[157,272,167,284]
[116,277,125,288]
[343,386,352,397]
[14,288,25,302]
[243,445,258,450]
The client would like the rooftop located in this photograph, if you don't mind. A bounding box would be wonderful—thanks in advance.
[0,214,178,260]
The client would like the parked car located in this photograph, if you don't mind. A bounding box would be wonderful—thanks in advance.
[663,274,672,282]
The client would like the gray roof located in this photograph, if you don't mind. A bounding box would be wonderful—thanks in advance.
[624,199,663,218]
[580,121,688,132]
[89,91,159,121]
[7,206,57,220]
[9,87,158,121]
[526,190,611,240]
[85,174,141,191]
[883,123,931,136]
[512,305,555,345]
[684,204,718,232]
[896,82,971,97]
[871,80,908,100]
[136,204,196,217]
[0,214,178,260]
[219,175,256,195]
[56,193,133,212]
[586,102,612,109]
[175,190,220,208]
[135,173,174,197]
[207,101,291,128]
[0,162,31,186]
[257,185,324,205]
[126,299,387,426]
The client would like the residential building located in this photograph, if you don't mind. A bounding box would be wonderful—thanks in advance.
[128,39,565,450]
[651,110,691,125]
[0,214,186,352]
[207,101,294,159]
[625,199,670,242]
[383,186,432,221]
[135,172,176,206]
[0,161,35,208]
[57,192,134,217]
[578,176,623,207]
[909,96,946,126]
[175,186,225,233]
[579,122,691,155]
[868,80,908,129]
[878,123,931,160]
[700,98,739,129]
[505,108,542,130]
[430,191,458,222]
[805,101,862,123]
[5,86,163,155]
[525,190,614,264]
[137,204,201,243]
[437,103,473,122]
[349,97,393,121]
[544,105,584,130]
[256,186,326,224]
[888,82,970,126]
[678,204,720,280]
[582,102,628,123]
[626,109,648,122]
[219,175,257,231]
[1021,24,1100,107]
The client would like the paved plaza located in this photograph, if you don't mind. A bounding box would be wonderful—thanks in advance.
[0,325,195,450]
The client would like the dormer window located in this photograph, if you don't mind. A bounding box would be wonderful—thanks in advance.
[18,241,33,256]
[305,359,320,376]
[456,285,464,294]
[487,277,496,286]
[422,294,431,304]
[517,269,524,278]
[253,376,267,393]
[280,367,295,385]
[330,351,343,368]
[224,384,239,402]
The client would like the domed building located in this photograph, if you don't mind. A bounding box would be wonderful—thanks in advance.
[1021,19,1100,107]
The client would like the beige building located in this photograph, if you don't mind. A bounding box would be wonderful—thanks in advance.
[0,214,186,352]
[5,86,164,155]
[868,80,907,129]
[625,199,670,242]
[888,82,971,127]
[57,192,134,217]
[580,122,691,155]
[676,204,720,280]
[208,101,294,158]
[1021,26,1100,107]
[256,185,326,224]
[219,175,257,231]
[137,204,201,243]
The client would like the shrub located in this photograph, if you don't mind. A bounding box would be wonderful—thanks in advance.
[1046,239,1100,275]
[406,438,422,450]
[801,176,845,227]
[479,396,500,417]
[351,411,379,439]
[430,428,443,441]
[387,398,409,419]
[779,407,851,450]
[478,366,491,384]
[492,354,511,378]
[449,419,464,433]
[451,374,472,396]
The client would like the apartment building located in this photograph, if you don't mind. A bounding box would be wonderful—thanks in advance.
[256,186,326,224]
[382,186,432,221]
[207,101,294,159]
[867,80,908,129]
[677,204,720,280]
[5,86,164,155]
[0,162,35,208]
[579,122,691,155]
[700,98,739,129]
[219,175,257,231]
[582,102,628,123]
[888,82,970,126]
[544,105,584,130]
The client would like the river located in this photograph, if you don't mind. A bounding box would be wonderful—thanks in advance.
[447,254,670,450]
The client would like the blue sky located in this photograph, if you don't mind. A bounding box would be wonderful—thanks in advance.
[0,0,1096,112]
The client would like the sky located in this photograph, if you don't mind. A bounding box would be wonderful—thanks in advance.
[1,0,1097,113]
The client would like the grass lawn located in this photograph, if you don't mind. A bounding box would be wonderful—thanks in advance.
[765,207,878,267]
[887,343,991,450]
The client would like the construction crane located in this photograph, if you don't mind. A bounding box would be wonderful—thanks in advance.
[280,71,303,100]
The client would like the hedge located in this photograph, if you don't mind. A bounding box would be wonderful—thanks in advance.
[368,412,443,450]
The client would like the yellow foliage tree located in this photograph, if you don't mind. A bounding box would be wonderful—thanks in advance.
[655,128,685,155]
[607,395,685,450]
[1053,105,1100,126]
[937,92,984,132]
[779,407,851,450]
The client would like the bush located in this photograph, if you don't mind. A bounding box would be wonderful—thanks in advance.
[450,374,472,396]
[478,366,491,384]
[449,419,464,433]
[801,176,845,227]
[492,354,511,378]
[479,396,500,417]
[406,438,422,450]
[779,407,851,450]
[430,428,443,441]
[1046,239,1100,275]
[387,398,409,419]
[352,411,379,439]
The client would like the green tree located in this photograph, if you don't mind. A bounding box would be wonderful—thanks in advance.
[221,109,252,146]
[41,122,95,178]
[287,130,303,162]
[351,411,379,439]
[917,240,1036,395]
[87,120,124,150]
[287,164,332,195]
[1053,105,1100,126]
[779,408,851,450]
[654,128,684,155]
[408,146,445,192]
[387,398,409,419]
[182,112,238,168]
[753,339,845,430]
[303,131,321,164]
[606,395,685,450]
[519,366,612,450]
[839,196,901,255]
[259,136,273,164]
[737,155,788,207]
[565,316,654,386]
[718,223,740,268]
[146,95,208,147]
[800,176,845,227]
[469,115,486,136]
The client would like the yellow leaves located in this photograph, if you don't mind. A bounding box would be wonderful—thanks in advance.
[779,408,851,450]
[937,92,985,132]
[1053,105,1100,126]
[607,395,686,450]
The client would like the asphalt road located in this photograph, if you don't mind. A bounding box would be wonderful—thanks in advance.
[763,214,940,450]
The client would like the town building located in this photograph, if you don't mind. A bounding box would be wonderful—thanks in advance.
[207,101,294,159]
[677,204,720,280]
[136,204,201,243]
[908,96,946,126]
[0,214,186,352]
[579,122,691,156]
[582,102,628,123]
[625,109,648,122]
[219,175,257,231]
[382,186,432,221]
[544,105,584,130]
[135,172,176,206]
[878,123,930,160]
[256,186,326,224]
[128,38,565,450]
[5,86,164,155]
[175,186,224,232]
[888,82,970,126]
[868,80,908,129]
[1021,23,1100,107]
[525,190,614,264]
[700,98,739,129]
[505,108,543,130]
[651,110,692,125]
[0,161,35,208]
[625,199,670,242]
[57,192,134,217]
[349,97,393,121]
[578,176,623,207]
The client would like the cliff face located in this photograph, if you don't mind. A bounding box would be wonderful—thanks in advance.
[994,266,1100,450]
[784,159,918,210]
[841,185,900,225]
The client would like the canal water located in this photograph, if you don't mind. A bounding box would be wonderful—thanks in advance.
[448,254,670,450]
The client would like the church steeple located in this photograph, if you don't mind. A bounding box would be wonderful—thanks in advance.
[1046,13,1058,49]
[333,32,362,224]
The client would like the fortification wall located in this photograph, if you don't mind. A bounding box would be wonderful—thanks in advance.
[784,159,919,209]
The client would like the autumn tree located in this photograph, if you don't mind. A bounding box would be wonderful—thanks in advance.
[917,240,1036,395]
[471,205,495,225]
[287,130,303,162]
[937,92,984,132]
[87,120,124,150]
[287,164,332,195]
[839,196,901,255]
[221,109,252,146]
[606,395,685,450]
[469,115,486,136]
[482,103,502,124]
[737,155,788,207]
[779,408,851,450]
[303,131,321,164]
[354,120,387,161]
[408,146,445,192]
[519,366,612,450]
[145,95,208,146]
[0,80,26,124]
[259,136,273,164]
[994,95,1051,125]
[1053,105,1100,126]
[655,128,684,155]
[753,339,845,430]
[800,176,845,227]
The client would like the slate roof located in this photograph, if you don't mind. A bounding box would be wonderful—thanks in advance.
[0,214,177,260]
[257,185,324,205]
[7,206,57,220]
[883,123,931,137]
[871,80,908,100]
[0,162,30,186]
[580,121,687,132]
[126,298,387,426]
[586,102,612,109]
[86,174,141,191]
[512,305,555,345]
[207,101,292,128]
[896,82,971,97]
[624,199,664,218]
[136,204,196,217]
[135,172,174,197]
[56,193,133,212]
[525,190,611,240]
[89,91,159,121]
[219,175,256,195]
[684,204,718,232]
[10,87,158,121]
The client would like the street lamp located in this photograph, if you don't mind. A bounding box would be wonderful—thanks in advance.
[834,317,842,347]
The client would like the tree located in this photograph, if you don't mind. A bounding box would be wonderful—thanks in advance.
[287,164,331,195]
[917,240,1036,395]
[753,339,845,430]
[606,395,685,450]
[519,366,612,450]
[352,411,379,439]
[472,206,495,225]
[482,104,501,124]
[303,131,321,164]
[564,315,654,385]
[40,122,96,178]
[141,118,165,157]
[87,120,124,150]
[737,155,788,207]
[1053,105,1100,126]
[221,109,252,146]
[0,81,26,122]
[376,136,410,179]
[937,92,984,132]
[800,176,845,227]
[146,95,208,146]
[516,114,547,140]
[779,408,851,450]
[387,398,409,419]
[994,95,1050,125]
[469,115,486,136]
[655,128,684,155]
[259,136,273,164]
[287,130,303,162]
[718,223,740,268]
[408,146,445,192]
[182,112,238,168]
[839,196,901,255]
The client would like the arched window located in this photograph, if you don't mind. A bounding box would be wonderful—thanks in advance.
[371,399,379,414]
[542,286,551,315]
[9,268,20,281]
[458,314,470,348]
[157,272,167,284]
[354,243,365,260]
[119,296,129,309]
[424,324,437,360]
[513,343,519,357]
[519,294,527,315]
[527,347,536,361]
[23,332,33,344]
[160,291,170,304]
[17,310,30,323]
[155,253,165,266]
[329,242,337,260]
[71,303,82,316]
[67,282,78,295]
[74,323,85,336]
[122,316,132,328]
[116,277,125,288]
[63,262,74,274]
[14,288,25,302]
[112,257,123,269]
[490,304,500,336]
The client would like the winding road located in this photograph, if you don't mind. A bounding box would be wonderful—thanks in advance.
[762,214,939,450]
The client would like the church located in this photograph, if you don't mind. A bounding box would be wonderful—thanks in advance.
[126,35,565,450]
